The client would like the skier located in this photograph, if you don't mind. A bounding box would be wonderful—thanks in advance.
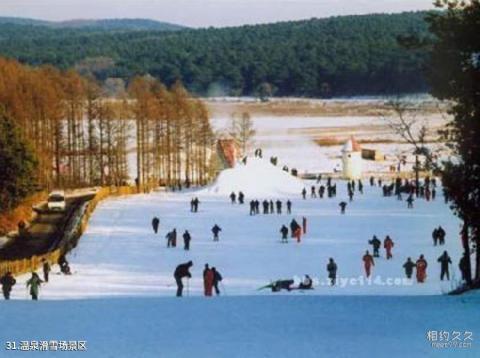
[255,200,260,214]
[269,200,274,214]
[0,272,16,300]
[437,251,452,281]
[26,272,43,300]
[437,226,446,245]
[58,255,71,275]
[407,195,414,209]
[311,186,317,198]
[327,258,337,286]
[212,267,223,295]
[298,275,313,290]
[249,200,255,215]
[190,198,195,212]
[368,235,381,258]
[302,217,307,235]
[183,230,192,251]
[262,200,269,214]
[212,224,222,241]
[193,197,200,212]
[230,192,237,204]
[151,217,160,234]
[459,254,469,282]
[415,255,428,283]
[166,230,173,248]
[42,258,51,282]
[268,279,294,292]
[286,200,292,214]
[403,257,416,279]
[348,189,354,202]
[174,261,193,297]
[339,201,347,214]
[358,180,364,194]
[319,186,325,198]
[302,188,307,200]
[383,235,394,260]
[276,200,282,214]
[204,265,214,297]
[171,228,177,247]
[290,219,299,237]
[280,225,289,243]
[363,251,375,278]
[432,227,439,246]
[238,191,245,204]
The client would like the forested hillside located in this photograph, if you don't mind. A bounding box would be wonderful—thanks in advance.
[0,12,431,97]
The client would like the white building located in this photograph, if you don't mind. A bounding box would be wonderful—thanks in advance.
[342,137,362,179]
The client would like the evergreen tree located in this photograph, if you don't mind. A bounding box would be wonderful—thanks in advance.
[0,109,38,211]
[427,0,480,284]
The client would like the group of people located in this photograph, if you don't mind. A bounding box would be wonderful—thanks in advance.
[1,255,71,300]
[432,226,446,246]
[249,199,292,215]
[190,197,200,212]
[164,229,192,250]
[302,183,337,200]
[229,191,245,204]
[368,235,395,259]
[173,261,223,297]
[279,217,307,243]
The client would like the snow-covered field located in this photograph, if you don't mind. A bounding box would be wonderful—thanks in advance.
[9,158,464,299]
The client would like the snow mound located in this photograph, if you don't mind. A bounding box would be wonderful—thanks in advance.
[202,157,304,197]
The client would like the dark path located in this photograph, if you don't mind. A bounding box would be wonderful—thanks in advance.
[0,194,95,261]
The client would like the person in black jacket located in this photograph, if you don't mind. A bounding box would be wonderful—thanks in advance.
[403,257,416,279]
[174,261,193,297]
[438,251,452,281]
[0,272,16,300]
[327,258,337,286]
[151,217,160,234]
[42,259,51,282]
[369,235,382,258]
[280,225,289,243]
[212,224,222,241]
[183,230,192,251]
[212,267,223,295]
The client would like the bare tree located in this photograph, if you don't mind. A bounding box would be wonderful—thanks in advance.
[230,112,256,156]
[383,99,440,195]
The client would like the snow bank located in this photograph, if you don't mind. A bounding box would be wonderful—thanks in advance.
[201,157,305,197]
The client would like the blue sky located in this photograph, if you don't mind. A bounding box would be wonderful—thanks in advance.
[0,0,435,28]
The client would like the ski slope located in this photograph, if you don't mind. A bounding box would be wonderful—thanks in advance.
[10,157,464,299]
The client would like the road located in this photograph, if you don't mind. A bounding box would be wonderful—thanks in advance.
[0,194,94,261]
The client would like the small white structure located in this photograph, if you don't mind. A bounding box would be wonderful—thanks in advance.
[342,137,362,179]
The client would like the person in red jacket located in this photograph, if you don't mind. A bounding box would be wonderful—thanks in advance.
[363,250,375,277]
[384,235,394,260]
[294,227,302,243]
[203,265,214,297]
[416,254,428,283]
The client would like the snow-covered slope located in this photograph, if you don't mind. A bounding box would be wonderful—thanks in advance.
[201,157,305,197]
[9,176,463,299]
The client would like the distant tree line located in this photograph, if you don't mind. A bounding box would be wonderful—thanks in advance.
[0,12,432,97]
